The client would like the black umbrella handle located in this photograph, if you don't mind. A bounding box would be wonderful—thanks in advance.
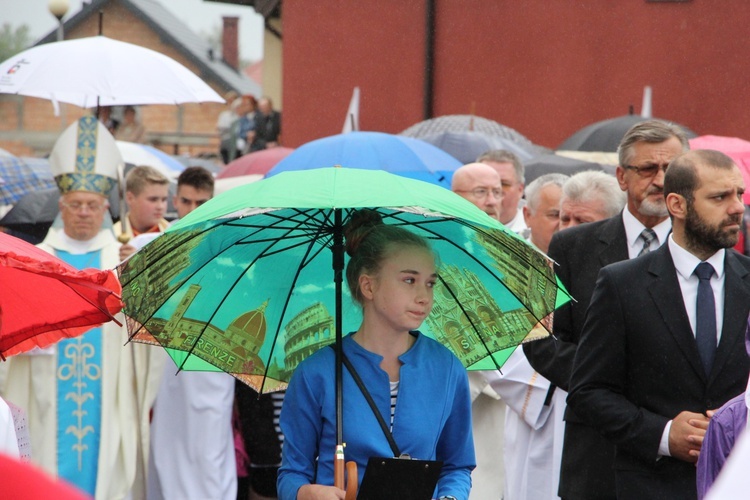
[333,209,345,449]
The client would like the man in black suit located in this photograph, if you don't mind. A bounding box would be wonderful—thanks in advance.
[567,149,750,499]
[524,119,689,499]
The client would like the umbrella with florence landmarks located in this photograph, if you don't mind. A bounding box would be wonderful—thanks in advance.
[116,166,570,492]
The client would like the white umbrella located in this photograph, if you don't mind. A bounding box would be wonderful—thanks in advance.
[116,141,185,179]
[214,174,263,195]
[0,36,224,108]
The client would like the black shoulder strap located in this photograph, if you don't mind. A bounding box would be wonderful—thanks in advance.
[333,345,401,457]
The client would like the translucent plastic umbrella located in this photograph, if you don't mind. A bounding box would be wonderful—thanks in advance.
[418,130,537,164]
[0,36,224,108]
[0,156,56,205]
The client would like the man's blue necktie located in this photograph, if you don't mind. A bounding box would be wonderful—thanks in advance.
[694,262,717,376]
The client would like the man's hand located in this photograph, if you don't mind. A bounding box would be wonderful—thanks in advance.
[297,484,345,500]
[119,243,136,262]
[668,410,711,462]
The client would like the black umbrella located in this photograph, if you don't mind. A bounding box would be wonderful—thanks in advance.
[558,115,697,152]
[0,188,123,244]
[0,188,60,243]
[1,176,179,238]
[523,154,616,185]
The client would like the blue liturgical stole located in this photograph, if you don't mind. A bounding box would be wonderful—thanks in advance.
[55,250,103,495]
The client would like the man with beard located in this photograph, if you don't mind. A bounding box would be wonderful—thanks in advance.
[523,120,688,499]
[567,149,750,499]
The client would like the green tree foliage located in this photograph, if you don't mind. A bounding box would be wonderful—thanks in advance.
[0,23,32,63]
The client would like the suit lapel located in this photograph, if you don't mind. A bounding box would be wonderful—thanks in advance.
[597,215,629,267]
[647,245,707,381]
[711,252,750,382]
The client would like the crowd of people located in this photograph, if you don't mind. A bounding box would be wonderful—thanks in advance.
[1,115,750,500]
[217,92,282,164]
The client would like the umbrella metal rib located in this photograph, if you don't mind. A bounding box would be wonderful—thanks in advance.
[123,204,562,377]
[120,172,568,392]
[117,167,571,492]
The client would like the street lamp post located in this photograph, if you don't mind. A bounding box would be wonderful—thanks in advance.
[48,0,70,128]
[48,0,70,41]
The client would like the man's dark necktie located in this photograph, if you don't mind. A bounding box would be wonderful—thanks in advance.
[638,228,657,256]
[694,262,717,376]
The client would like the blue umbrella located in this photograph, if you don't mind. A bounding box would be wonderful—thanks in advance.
[266,131,462,187]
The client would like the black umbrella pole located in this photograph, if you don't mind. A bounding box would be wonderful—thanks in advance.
[333,209,346,489]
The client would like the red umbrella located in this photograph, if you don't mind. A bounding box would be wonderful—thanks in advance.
[0,232,123,359]
[689,135,750,204]
[217,147,294,179]
[0,454,90,499]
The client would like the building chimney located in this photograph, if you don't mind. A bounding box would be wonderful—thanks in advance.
[222,16,239,71]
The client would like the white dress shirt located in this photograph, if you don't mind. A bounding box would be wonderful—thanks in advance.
[622,207,672,259]
[658,235,726,457]
[504,208,528,235]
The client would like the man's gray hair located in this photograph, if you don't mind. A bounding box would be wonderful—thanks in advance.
[524,173,569,213]
[617,119,690,167]
[563,170,625,218]
[477,149,525,184]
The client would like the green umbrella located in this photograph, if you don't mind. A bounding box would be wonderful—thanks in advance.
[117,167,569,455]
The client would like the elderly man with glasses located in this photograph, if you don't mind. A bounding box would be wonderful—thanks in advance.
[451,162,503,221]
[524,120,690,500]
[478,149,527,233]
[0,116,161,499]
[450,162,506,499]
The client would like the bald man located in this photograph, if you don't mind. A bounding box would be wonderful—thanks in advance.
[451,163,506,499]
[451,162,503,221]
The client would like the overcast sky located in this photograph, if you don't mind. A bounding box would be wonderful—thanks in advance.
[1,0,265,62]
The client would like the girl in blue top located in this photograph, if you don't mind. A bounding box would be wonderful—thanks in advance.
[277,209,475,500]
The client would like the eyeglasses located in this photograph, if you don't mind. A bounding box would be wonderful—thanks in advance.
[61,201,106,213]
[624,163,670,178]
[456,187,502,199]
